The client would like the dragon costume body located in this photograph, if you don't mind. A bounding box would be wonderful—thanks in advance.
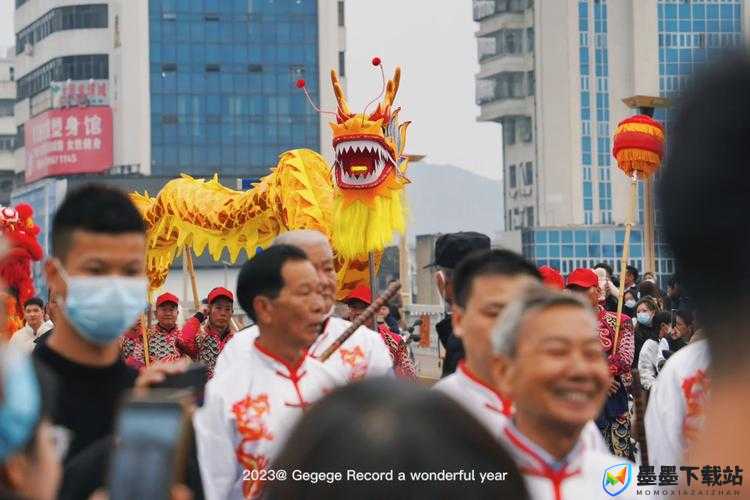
[134,66,411,298]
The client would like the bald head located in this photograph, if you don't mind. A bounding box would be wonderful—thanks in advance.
[273,230,337,311]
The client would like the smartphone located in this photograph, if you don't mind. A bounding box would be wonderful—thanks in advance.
[108,392,192,500]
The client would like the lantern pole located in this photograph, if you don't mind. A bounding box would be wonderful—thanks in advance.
[613,170,638,349]
[621,95,670,276]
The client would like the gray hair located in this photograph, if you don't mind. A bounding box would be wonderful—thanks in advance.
[491,284,595,357]
[272,229,331,251]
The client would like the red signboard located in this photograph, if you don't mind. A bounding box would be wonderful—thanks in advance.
[24,107,113,183]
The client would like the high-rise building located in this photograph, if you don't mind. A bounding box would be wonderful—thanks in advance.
[474,0,748,279]
[0,48,15,204]
[11,0,346,297]
[13,0,345,184]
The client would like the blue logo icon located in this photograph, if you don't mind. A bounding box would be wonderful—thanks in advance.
[602,463,633,496]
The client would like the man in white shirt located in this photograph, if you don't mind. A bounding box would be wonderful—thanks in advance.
[9,297,53,353]
[491,285,638,499]
[644,338,710,471]
[215,230,393,382]
[433,250,606,451]
[194,244,340,500]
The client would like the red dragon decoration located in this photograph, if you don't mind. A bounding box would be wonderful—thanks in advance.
[0,204,43,338]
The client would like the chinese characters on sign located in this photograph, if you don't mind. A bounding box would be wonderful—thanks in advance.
[24,107,113,183]
[50,80,109,108]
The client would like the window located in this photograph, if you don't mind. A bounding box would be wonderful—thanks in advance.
[523,162,533,185]
[518,116,532,142]
[16,4,108,54]
[503,118,516,145]
[526,206,534,227]
[16,124,24,149]
[0,135,16,151]
[504,29,523,55]
[248,64,263,73]
[338,1,345,27]
[510,72,525,97]
[338,51,346,77]
[508,164,517,188]
[205,64,221,72]
[17,54,108,101]
[161,62,177,72]
[527,70,535,96]
[0,100,13,118]
[527,27,534,52]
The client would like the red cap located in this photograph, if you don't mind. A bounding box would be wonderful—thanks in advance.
[538,266,564,290]
[566,268,599,289]
[208,287,234,304]
[343,284,372,306]
[155,292,179,307]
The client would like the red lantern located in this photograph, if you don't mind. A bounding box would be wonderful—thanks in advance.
[612,115,665,179]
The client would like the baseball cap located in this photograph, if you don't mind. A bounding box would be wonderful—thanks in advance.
[566,268,599,289]
[207,287,234,304]
[155,292,179,307]
[343,284,372,306]
[539,266,565,290]
[425,232,491,269]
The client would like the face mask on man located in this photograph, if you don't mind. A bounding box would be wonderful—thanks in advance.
[55,261,147,345]
[636,311,653,327]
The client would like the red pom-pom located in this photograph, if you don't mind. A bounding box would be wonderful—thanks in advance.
[296,79,306,88]
[15,204,33,220]
[371,57,381,66]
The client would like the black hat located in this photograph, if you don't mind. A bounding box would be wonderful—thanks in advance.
[425,232,491,269]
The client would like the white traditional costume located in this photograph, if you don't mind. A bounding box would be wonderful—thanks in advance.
[644,339,710,471]
[501,423,639,500]
[433,361,608,452]
[194,340,340,499]
[215,316,393,382]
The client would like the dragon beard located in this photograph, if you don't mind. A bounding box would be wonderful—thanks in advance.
[331,172,406,260]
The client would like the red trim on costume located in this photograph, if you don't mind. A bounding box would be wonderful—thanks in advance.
[459,362,513,416]
[253,339,306,376]
[504,427,581,500]
[253,340,312,410]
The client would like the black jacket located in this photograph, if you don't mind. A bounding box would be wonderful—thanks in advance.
[436,315,464,377]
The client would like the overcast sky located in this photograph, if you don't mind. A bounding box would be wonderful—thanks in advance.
[0,0,502,180]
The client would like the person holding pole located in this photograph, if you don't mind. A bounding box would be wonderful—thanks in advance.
[215,230,393,382]
[179,286,235,378]
[120,292,188,370]
[566,267,634,459]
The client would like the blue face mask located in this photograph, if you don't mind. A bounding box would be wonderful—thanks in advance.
[636,312,653,327]
[0,348,41,460]
[57,264,147,345]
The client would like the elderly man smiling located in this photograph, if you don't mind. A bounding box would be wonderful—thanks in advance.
[491,285,637,500]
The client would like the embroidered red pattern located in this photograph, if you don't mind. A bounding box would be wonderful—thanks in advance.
[232,394,274,499]
[681,369,710,446]
[339,345,368,380]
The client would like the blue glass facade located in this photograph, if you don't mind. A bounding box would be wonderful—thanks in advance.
[522,226,645,277]
[148,0,321,178]
[653,0,743,276]
[593,0,612,224]
[578,1,593,224]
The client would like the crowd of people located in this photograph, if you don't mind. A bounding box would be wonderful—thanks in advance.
[0,51,749,500]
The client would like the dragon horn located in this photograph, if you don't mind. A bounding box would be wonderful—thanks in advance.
[383,67,401,110]
[330,70,351,118]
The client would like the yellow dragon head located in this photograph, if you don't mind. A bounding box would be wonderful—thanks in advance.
[327,65,411,259]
